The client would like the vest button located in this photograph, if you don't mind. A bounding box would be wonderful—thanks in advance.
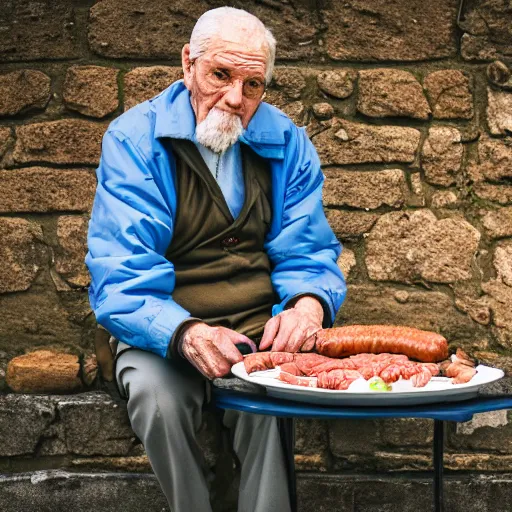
[221,236,240,248]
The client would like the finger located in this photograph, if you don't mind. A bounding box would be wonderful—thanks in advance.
[272,315,295,352]
[182,340,215,379]
[259,316,280,350]
[284,326,305,353]
[220,328,258,353]
[213,331,244,365]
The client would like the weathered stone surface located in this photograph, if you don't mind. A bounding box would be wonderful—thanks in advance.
[0,218,43,294]
[451,410,512,454]
[330,418,432,457]
[0,1,78,62]
[82,354,98,387]
[366,210,480,284]
[323,169,407,209]
[317,69,357,99]
[39,393,134,456]
[0,291,92,354]
[487,88,512,135]
[272,68,306,100]
[0,168,95,213]
[323,0,458,61]
[0,70,51,116]
[357,69,430,120]
[487,61,512,90]
[337,249,356,280]
[13,120,105,166]
[296,419,328,457]
[481,280,512,348]
[312,102,334,120]
[89,0,320,60]
[467,137,512,204]
[421,127,463,186]
[0,127,12,159]
[0,471,169,511]
[71,454,151,473]
[337,284,479,344]
[424,70,474,119]
[460,1,512,61]
[312,118,420,165]
[280,101,306,126]
[54,216,90,288]
[408,173,426,207]
[0,394,55,456]
[431,190,459,209]
[63,66,119,118]
[124,66,183,110]
[6,350,81,394]
[325,210,379,240]
[482,207,512,239]
[494,241,512,287]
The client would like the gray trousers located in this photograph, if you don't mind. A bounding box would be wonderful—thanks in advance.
[115,346,292,512]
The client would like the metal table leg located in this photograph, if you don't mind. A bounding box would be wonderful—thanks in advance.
[278,417,297,512]
[433,419,444,512]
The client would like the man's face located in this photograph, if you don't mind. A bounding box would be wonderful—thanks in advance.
[182,37,268,129]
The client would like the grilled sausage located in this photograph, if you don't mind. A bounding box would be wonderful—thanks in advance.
[315,325,448,363]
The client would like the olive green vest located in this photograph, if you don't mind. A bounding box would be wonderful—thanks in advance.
[165,138,276,340]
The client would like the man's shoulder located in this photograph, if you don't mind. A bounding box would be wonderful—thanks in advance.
[106,99,157,143]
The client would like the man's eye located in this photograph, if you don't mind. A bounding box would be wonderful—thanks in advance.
[213,70,228,80]
[247,80,262,89]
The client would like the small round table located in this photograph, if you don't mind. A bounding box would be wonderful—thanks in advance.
[212,378,512,512]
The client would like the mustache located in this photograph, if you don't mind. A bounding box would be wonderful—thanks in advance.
[195,108,244,153]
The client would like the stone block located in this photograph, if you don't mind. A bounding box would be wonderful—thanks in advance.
[6,350,81,394]
[89,0,321,60]
[54,216,90,288]
[482,207,512,239]
[450,410,512,454]
[357,69,430,120]
[337,249,356,280]
[325,210,379,240]
[0,218,43,293]
[0,70,51,117]
[0,291,92,354]
[421,127,463,186]
[0,168,96,213]
[63,66,119,118]
[460,1,512,61]
[0,127,12,159]
[312,118,420,165]
[322,0,458,62]
[311,103,334,120]
[317,69,357,99]
[272,67,307,100]
[481,280,512,348]
[337,284,480,345]
[0,1,78,62]
[494,241,512,287]
[0,394,55,456]
[431,190,459,209]
[41,393,133,456]
[487,88,512,135]
[473,184,512,205]
[296,419,328,456]
[366,210,480,284]
[424,70,474,119]
[0,471,169,511]
[13,120,105,166]
[124,66,183,111]
[323,169,407,209]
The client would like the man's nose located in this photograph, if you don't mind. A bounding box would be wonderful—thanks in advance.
[223,80,244,109]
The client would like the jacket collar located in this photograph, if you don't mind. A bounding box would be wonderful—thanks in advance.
[152,80,288,159]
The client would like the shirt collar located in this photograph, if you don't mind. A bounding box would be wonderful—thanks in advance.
[153,80,288,159]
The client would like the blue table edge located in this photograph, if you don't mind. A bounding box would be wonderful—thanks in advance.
[212,389,512,422]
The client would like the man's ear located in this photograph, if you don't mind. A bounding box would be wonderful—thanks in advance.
[182,44,193,90]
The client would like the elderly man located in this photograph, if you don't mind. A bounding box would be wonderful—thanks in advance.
[86,6,345,512]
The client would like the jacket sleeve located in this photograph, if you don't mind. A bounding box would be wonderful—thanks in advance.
[85,129,191,358]
[264,127,347,327]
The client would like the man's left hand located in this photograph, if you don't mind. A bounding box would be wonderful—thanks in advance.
[259,296,324,353]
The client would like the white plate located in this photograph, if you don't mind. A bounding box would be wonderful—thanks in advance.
[231,362,504,406]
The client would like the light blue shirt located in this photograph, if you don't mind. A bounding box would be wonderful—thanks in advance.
[194,141,245,220]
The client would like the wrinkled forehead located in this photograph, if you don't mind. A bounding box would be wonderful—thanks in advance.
[205,23,269,60]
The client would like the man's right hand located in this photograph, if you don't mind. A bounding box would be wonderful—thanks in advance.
[180,323,257,380]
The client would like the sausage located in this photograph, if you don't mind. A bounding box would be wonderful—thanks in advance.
[315,325,448,363]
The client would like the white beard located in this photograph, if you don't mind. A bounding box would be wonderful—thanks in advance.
[195,107,244,153]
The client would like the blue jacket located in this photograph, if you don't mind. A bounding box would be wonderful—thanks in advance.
[85,80,346,359]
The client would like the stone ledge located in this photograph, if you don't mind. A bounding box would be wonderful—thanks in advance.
[1,470,512,512]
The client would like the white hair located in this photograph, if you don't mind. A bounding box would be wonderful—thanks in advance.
[189,7,276,84]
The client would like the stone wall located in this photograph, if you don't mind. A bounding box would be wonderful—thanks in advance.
[2,1,512,510]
